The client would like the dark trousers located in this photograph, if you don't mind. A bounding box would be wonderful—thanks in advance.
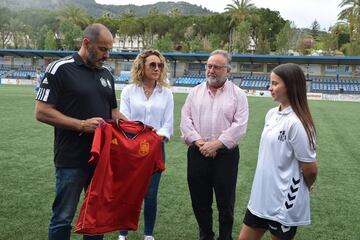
[187,145,239,240]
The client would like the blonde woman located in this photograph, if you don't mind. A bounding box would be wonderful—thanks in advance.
[118,49,174,240]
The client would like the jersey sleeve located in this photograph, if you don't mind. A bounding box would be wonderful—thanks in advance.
[89,127,103,165]
[35,70,62,104]
[289,120,316,163]
[154,138,165,173]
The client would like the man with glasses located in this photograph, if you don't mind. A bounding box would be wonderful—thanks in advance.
[180,49,249,240]
[35,23,125,240]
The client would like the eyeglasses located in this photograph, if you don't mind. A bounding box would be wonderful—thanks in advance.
[205,64,229,71]
[146,62,164,70]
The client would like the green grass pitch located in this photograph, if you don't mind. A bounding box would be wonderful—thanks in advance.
[0,84,359,239]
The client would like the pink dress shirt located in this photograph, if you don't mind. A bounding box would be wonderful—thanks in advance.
[180,80,249,149]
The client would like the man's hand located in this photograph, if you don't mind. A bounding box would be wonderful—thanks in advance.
[199,140,224,158]
[194,139,205,148]
[80,117,104,133]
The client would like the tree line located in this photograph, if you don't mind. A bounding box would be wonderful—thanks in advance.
[0,0,359,56]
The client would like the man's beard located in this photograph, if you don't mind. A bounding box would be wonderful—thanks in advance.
[207,76,227,88]
[87,48,104,69]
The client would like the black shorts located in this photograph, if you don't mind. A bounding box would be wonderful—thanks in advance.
[243,209,297,240]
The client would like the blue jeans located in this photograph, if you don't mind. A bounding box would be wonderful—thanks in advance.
[120,144,165,236]
[48,167,103,240]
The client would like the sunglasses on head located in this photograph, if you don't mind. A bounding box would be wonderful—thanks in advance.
[147,62,164,70]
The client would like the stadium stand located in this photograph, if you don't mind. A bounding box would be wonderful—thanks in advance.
[116,74,130,83]
[0,66,11,77]
[174,73,360,93]
[175,73,206,86]
[8,67,37,79]
[115,71,131,83]
[240,74,269,90]
[310,77,360,93]
[174,73,270,90]
[1,49,360,94]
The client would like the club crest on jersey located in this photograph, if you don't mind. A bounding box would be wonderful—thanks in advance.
[139,140,150,156]
[100,77,108,87]
[278,130,286,142]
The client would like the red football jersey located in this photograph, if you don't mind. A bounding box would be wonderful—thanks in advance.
[75,120,164,235]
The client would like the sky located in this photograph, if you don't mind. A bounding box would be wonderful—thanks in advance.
[95,0,343,30]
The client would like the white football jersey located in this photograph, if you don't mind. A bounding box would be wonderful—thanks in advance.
[248,106,316,226]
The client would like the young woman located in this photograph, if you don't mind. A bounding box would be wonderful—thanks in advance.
[239,63,318,240]
[118,49,174,240]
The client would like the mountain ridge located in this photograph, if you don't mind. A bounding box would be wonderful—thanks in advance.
[0,0,214,16]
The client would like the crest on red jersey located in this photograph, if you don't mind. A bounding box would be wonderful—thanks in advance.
[139,140,150,156]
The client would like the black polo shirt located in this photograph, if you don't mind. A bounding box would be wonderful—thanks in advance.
[36,53,118,167]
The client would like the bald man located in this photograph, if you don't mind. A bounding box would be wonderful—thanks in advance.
[35,23,125,240]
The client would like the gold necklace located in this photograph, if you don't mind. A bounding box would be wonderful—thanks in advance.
[143,86,154,97]
[143,81,156,97]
